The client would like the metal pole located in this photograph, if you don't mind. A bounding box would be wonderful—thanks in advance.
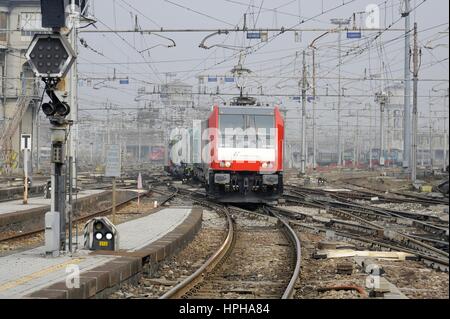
[48,116,68,252]
[403,0,411,169]
[23,149,28,204]
[68,156,73,252]
[337,29,342,166]
[36,109,40,172]
[107,104,111,144]
[380,100,385,166]
[369,104,373,169]
[312,48,317,170]
[353,124,356,168]
[300,50,307,174]
[90,142,94,165]
[387,109,390,167]
[68,0,79,191]
[428,94,433,168]
[444,116,448,171]
[356,110,360,167]
[443,90,448,170]
[411,22,419,182]
[112,177,116,224]
[138,120,141,163]
[53,152,66,251]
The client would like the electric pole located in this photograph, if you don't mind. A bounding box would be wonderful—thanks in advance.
[337,29,342,167]
[387,109,391,167]
[331,18,350,167]
[312,48,317,170]
[411,22,420,182]
[444,115,448,171]
[309,31,330,171]
[106,102,111,144]
[403,0,412,170]
[300,50,307,175]
[68,0,79,192]
[355,110,360,167]
[429,92,433,168]
[369,103,373,169]
[380,97,385,167]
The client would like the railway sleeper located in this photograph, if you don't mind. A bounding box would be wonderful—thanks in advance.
[412,221,449,240]
[295,222,449,271]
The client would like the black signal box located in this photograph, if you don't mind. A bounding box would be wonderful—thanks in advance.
[40,0,66,28]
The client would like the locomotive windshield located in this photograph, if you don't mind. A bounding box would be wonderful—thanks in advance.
[219,114,275,149]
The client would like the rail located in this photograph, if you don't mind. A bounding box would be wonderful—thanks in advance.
[160,204,234,299]
[264,206,302,299]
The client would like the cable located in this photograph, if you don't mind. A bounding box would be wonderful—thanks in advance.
[118,0,161,28]
[93,16,163,82]
[164,0,236,27]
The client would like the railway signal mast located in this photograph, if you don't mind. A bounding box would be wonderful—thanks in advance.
[375,91,389,167]
[25,0,77,254]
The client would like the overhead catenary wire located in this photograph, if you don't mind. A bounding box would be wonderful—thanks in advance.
[73,0,448,140]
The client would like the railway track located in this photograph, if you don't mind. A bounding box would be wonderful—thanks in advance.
[277,190,449,272]
[333,179,449,206]
[0,184,177,244]
[160,188,301,299]
[285,186,448,238]
[285,183,448,206]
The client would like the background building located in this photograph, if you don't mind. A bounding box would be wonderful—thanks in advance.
[0,0,42,174]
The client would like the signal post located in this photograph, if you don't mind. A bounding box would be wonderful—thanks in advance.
[25,2,76,254]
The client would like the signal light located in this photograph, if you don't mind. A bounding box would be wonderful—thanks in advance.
[41,101,71,117]
[55,101,70,117]
[40,0,66,28]
[42,102,55,116]
[25,34,76,78]
[84,217,119,251]
[94,222,103,230]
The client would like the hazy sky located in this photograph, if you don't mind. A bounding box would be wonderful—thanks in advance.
[77,0,449,144]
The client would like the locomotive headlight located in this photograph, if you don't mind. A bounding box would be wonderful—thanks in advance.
[225,161,231,168]
[95,232,103,240]
[220,161,226,168]
[261,162,268,168]
[268,162,274,169]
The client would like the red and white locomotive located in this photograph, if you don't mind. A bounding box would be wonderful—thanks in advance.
[193,98,284,203]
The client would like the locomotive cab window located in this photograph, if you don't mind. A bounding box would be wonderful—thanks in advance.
[219,114,275,149]
[253,115,275,149]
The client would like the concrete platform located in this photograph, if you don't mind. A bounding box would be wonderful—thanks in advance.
[0,190,104,215]
[0,190,138,238]
[0,183,46,202]
[0,207,202,299]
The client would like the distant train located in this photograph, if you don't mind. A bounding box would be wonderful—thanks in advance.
[165,98,284,203]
